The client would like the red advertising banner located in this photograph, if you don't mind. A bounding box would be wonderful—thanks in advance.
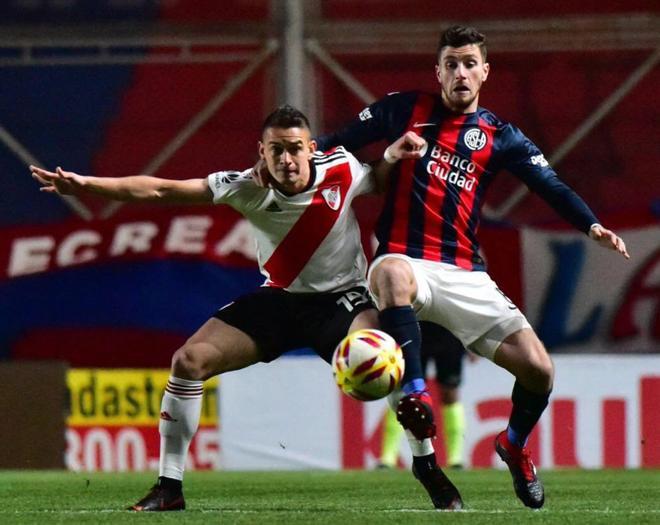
[1,205,255,280]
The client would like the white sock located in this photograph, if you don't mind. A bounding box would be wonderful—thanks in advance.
[387,389,434,457]
[405,430,434,456]
[158,376,204,481]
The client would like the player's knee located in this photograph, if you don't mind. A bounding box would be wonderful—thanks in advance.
[371,259,415,301]
[499,331,554,392]
[171,344,213,381]
[523,343,554,391]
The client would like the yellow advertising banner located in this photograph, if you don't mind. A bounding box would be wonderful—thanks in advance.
[67,369,218,427]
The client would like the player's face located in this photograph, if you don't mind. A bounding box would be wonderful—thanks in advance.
[259,126,317,194]
[435,44,489,114]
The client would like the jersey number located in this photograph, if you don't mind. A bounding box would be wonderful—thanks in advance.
[336,290,370,312]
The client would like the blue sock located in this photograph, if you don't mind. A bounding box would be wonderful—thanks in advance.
[403,378,426,395]
[378,306,425,392]
[506,426,528,448]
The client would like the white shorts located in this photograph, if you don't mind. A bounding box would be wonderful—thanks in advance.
[368,254,531,361]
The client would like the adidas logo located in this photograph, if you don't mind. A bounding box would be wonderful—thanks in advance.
[160,411,178,422]
[265,201,282,212]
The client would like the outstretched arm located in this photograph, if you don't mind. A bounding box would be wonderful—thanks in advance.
[503,127,631,261]
[31,166,213,204]
[589,224,630,259]
[513,166,630,260]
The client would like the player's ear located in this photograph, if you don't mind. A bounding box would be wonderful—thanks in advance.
[434,64,442,84]
[309,139,317,153]
[258,141,266,159]
[482,62,490,82]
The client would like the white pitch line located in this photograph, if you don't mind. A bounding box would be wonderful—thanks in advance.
[6,508,660,515]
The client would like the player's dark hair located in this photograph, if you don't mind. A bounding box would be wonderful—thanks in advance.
[437,25,487,61]
[261,104,311,132]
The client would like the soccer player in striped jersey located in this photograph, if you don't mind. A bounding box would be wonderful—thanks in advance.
[32,105,462,511]
[317,25,629,509]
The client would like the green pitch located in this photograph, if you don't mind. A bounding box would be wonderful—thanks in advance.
[1,469,658,524]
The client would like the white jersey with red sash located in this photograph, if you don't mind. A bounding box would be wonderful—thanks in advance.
[207,147,374,293]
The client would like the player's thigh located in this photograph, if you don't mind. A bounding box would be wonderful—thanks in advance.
[348,307,379,332]
[213,287,305,362]
[176,318,262,379]
[416,263,530,361]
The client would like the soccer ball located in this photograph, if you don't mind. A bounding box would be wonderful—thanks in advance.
[332,329,405,401]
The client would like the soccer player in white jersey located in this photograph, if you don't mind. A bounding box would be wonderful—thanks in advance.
[31,106,460,511]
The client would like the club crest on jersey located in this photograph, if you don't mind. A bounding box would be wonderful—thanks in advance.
[464,128,487,151]
[321,185,342,211]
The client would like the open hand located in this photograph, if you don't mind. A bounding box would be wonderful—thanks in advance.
[589,224,630,259]
[31,165,84,196]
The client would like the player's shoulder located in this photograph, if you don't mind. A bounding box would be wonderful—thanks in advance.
[209,169,252,185]
[476,106,509,128]
[313,146,368,179]
[207,169,257,196]
[378,89,438,107]
[313,145,352,164]
[366,91,439,128]
[477,107,526,140]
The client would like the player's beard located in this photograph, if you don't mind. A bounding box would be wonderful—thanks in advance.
[442,85,478,113]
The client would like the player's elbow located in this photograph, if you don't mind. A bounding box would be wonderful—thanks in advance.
[136,186,177,202]
[149,188,168,201]
[131,177,174,201]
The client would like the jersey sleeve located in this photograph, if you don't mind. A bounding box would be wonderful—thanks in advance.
[316,93,404,152]
[500,125,599,233]
[206,169,256,210]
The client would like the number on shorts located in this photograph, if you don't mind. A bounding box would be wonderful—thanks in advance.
[336,289,370,312]
[495,286,517,308]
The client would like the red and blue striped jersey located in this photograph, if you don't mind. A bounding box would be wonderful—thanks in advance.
[317,91,599,271]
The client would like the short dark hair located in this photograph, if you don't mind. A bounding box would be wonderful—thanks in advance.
[261,104,311,133]
[437,25,487,61]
